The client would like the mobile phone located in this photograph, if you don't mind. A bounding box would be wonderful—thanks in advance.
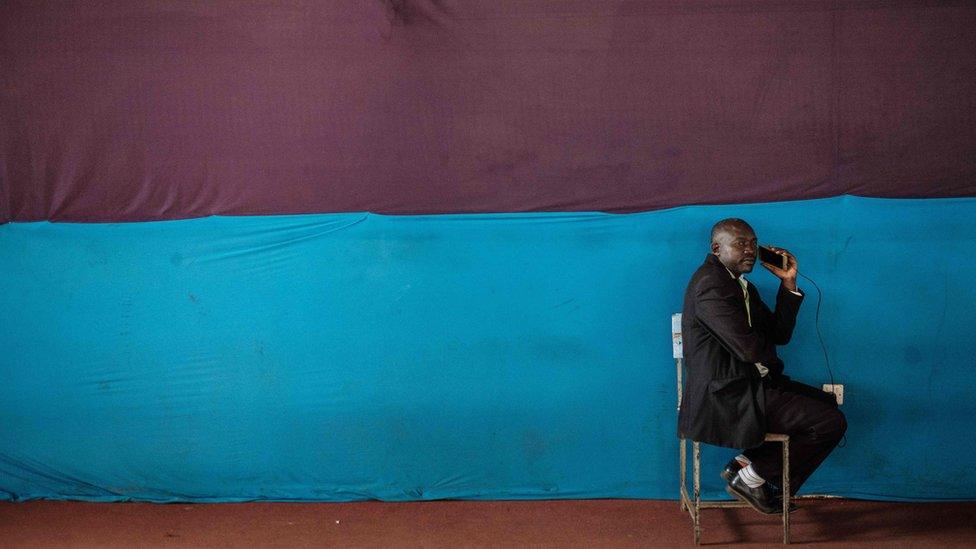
[759,246,787,270]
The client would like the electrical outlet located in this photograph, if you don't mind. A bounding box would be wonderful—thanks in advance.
[822,384,844,405]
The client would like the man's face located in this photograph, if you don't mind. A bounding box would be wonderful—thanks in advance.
[712,223,757,275]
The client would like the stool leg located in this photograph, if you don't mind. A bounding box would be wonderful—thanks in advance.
[782,438,790,544]
[680,438,687,512]
[693,441,701,545]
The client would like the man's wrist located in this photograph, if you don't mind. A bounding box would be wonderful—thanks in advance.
[782,278,797,292]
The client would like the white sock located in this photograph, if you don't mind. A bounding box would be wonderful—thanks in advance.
[737,464,765,488]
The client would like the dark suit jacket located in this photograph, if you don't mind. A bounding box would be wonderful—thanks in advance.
[677,254,803,449]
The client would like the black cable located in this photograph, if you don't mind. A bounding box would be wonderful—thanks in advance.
[797,271,845,447]
[798,272,834,387]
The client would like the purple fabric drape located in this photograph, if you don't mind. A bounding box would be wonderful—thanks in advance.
[2,1,974,222]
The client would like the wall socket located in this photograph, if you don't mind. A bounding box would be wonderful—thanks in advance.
[822,384,844,405]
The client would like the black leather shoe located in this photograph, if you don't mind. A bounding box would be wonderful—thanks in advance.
[720,458,743,483]
[773,496,800,514]
[768,486,800,513]
[723,465,799,513]
[725,475,782,515]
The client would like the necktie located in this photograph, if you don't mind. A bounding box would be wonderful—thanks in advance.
[738,277,751,327]
[739,277,768,376]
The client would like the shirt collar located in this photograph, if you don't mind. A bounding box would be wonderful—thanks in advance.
[724,266,748,286]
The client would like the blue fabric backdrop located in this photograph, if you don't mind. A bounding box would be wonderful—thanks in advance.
[1,195,974,501]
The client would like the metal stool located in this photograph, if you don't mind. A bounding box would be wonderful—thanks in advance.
[673,313,791,545]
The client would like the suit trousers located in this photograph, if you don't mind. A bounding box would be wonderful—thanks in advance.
[743,377,847,494]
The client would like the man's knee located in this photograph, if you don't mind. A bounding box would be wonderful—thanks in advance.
[825,408,847,440]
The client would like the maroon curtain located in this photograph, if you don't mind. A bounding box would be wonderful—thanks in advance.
[2,1,974,222]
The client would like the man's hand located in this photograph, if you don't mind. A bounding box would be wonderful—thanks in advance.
[761,246,798,291]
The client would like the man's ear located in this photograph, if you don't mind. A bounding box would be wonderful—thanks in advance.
[710,242,720,255]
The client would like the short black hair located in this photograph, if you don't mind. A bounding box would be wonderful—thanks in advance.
[710,218,753,244]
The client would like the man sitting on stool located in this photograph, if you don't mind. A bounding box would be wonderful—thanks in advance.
[678,218,847,514]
